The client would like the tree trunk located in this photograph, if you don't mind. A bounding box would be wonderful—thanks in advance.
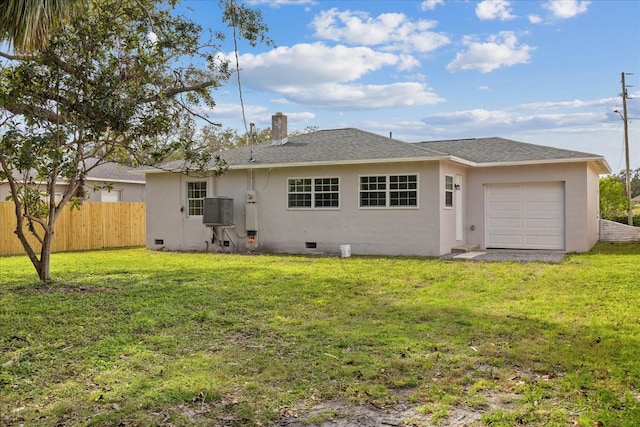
[10,199,54,283]
[38,235,52,282]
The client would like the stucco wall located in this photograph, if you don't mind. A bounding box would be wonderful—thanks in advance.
[146,161,446,256]
[585,162,601,249]
[145,160,602,255]
[465,162,598,253]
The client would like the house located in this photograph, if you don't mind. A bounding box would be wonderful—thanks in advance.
[143,113,610,256]
[0,159,146,203]
[80,160,146,203]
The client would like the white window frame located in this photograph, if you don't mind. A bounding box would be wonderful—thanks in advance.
[287,177,340,209]
[359,174,419,209]
[444,175,454,209]
[100,189,121,202]
[186,181,207,217]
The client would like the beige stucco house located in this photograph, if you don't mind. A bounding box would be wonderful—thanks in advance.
[143,113,610,256]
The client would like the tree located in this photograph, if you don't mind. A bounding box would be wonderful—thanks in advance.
[197,124,319,153]
[612,168,640,198]
[600,175,628,220]
[0,0,85,53]
[0,0,269,282]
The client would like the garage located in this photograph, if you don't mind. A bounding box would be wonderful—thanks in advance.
[485,182,565,250]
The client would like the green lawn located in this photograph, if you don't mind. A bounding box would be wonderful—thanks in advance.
[1,244,639,426]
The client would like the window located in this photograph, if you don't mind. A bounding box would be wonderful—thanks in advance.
[101,189,121,202]
[390,175,418,206]
[288,178,312,208]
[360,175,418,208]
[288,177,339,208]
[186,181,207,216]
[360,176,386,207]
[314,178,339,207]
[445,175,454,208]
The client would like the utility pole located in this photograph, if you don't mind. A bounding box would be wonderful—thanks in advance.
[616,72,633,226]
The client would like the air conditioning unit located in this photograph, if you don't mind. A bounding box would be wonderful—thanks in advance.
[203,197,234,226]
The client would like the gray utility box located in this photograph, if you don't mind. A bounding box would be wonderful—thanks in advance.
[203,197,234,226]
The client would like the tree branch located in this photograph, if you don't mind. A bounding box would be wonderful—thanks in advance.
[0,51,34,61]
[136,80,216,104]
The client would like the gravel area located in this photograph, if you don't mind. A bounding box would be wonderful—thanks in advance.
[440,250,566,263]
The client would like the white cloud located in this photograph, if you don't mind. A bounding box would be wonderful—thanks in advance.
[147,31,158,44]
[311,8,450,53]
[421,108,605,135]
[233,43,404,88]
[528,14,542,24]
[226,43,443,109]
[280,82,444,109]
[421,0,444,11]
[446,31,534,73]
[476,0,516,21]
[517,96,618,110]
[543,0,590,19]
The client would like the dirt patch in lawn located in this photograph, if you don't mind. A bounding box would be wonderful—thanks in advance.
[276,389,519,427]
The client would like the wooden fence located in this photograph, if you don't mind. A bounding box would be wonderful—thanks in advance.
[0,201,146,256]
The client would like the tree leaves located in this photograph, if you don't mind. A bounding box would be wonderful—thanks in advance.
[0,0,270,281]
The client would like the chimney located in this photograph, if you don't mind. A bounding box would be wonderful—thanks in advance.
[271,112,288,145]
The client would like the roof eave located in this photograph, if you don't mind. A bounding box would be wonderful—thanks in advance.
[471,156,611,174]
[84,177,146,184]
[226,155,453,170]
[138,155,611,175]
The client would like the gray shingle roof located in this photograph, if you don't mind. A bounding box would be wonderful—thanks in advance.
[85,159,145,182]
[417,137,601,164]
[219,128,444,166]
[144,129,609,173]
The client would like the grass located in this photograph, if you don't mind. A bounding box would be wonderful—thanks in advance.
[1,243,639,426]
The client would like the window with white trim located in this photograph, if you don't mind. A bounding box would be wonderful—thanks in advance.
[288,177,339,208]
[444,175,454,208]
[360,176,386,207]
[101,189,121,202]
[360,174,418,208]
[186,181,207,216]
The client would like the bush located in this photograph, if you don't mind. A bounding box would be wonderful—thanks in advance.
[600,176,628,219]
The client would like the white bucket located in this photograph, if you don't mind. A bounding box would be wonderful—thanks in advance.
[340,244,351,258]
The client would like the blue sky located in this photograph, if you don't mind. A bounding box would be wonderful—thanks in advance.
[178,0,640,172]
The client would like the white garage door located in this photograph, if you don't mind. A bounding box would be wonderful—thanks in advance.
[485,182,565,250]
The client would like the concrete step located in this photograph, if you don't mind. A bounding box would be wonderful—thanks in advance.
[451,244,481,254]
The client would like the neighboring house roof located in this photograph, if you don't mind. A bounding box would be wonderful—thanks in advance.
[1,159,145,184]
[141,129,610,174]
[84,159,145,184]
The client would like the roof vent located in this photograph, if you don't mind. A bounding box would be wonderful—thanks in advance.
[271,112,288,145]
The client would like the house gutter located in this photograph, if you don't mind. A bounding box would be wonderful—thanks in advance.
[225,155,459,170]
[469,156,611,175]
[85,177,146,184]
[138,155,610,175]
